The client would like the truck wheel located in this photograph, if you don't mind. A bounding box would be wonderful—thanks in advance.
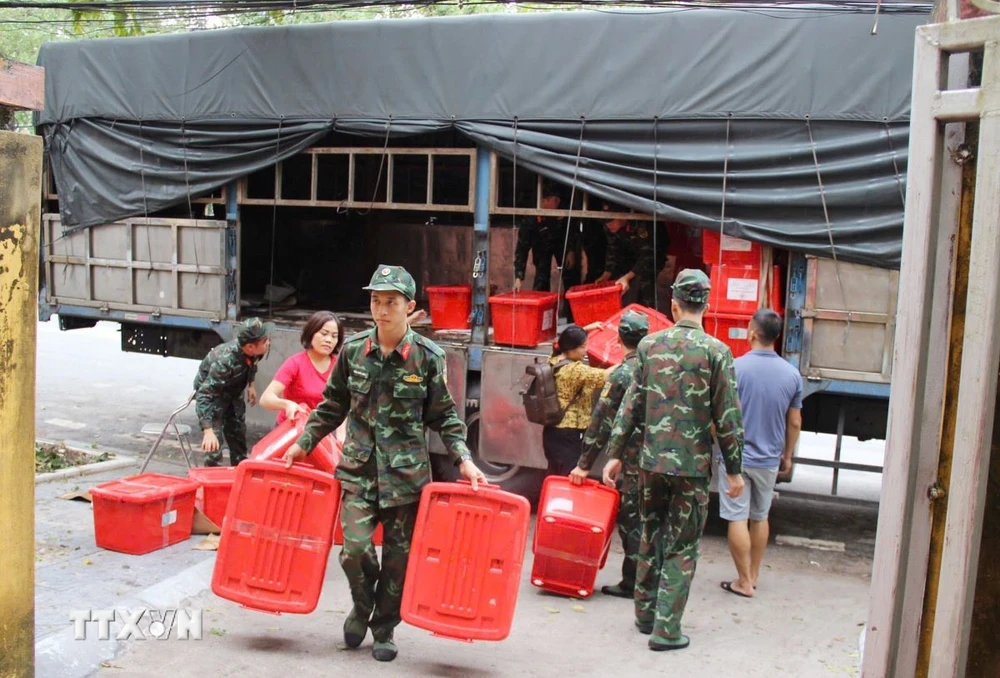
[465,412,545,505]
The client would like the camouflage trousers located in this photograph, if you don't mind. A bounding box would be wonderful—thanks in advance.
[634,471,710,642]
[203,399,247,466]
[616,471,642,589]
[338,490,418,642]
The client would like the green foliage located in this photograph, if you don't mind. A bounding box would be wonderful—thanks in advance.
[0,1,542,73]
[35,441,112,473]
[70,7,143,37]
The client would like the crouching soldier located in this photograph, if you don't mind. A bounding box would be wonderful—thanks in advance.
[194,317,273,466]
[282,264,487,663]
[569,309,649,598]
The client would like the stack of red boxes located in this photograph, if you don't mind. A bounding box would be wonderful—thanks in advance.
[530,476,619,598]
[701,230,783,359]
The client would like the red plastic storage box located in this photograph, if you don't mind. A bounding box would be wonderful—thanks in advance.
[334,520,383,546]
[187,466,237,528]
[249,408,341,475]
[401,481,531,642]
[531,476,620,598]
[565,282,622,327]
[708,264,762,315]
[91,473,200,555]
[768,265,785,317]
[701,229,762,267]
[704,312,753,359]
[489,291,559,348]
[426,285,472,330]
[211,459,341,614]
[586,304,673,368]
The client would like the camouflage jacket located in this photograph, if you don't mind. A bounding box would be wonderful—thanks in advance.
[578,353,643,474]
[604,222,668,281]
[193,341,260,431]
[296,327,470,508]
[606,320,744,477]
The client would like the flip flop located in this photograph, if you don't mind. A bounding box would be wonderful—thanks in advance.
[720,581,753,598]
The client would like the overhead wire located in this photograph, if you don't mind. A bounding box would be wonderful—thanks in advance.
[0,0,934,27]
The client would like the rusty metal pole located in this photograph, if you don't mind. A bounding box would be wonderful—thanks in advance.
[0,129,43,676]
[914,117,976,678]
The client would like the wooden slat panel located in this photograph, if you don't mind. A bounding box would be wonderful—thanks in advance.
[0,60,44,111]
[863,26,952,678]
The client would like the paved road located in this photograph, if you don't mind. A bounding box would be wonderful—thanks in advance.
[36,318,201,456]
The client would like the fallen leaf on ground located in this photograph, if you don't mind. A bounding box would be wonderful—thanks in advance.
[572,605,585,613]
[543,606,560,614]
[193,534,221,551]
[83,559,93,566]
[210,628,226,637]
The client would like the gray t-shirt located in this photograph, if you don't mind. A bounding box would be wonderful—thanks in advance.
[733,350,803,469]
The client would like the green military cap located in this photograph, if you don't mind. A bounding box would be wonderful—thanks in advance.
[672,268,712,304]
[236,317,275,345]
[618,309,650,345]
[364,264,417,300]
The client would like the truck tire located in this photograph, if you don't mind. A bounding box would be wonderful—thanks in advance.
[430,411,545,506]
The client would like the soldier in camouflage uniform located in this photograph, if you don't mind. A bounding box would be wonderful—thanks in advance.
[193,317,273,466]
[282,265,487,663]
[570,310,650,599]
[595,201,668,309]
[604,269,745,651]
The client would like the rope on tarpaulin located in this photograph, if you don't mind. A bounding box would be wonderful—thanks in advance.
[555,118,586,322]
[806,116,852,346]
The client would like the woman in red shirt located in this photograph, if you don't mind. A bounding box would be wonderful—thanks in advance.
[260,311,345,438]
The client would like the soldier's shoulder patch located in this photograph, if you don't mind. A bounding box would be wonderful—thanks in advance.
[601,382,613,398]
[343,330,370,345]
[412,333,446,358]
[402,374,423,384]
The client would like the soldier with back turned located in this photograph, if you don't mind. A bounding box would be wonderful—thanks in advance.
[603,269,745,651]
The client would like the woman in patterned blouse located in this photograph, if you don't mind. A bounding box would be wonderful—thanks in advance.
[543,324,613,476]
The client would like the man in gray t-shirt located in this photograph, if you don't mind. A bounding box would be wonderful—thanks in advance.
[719,309,802,599]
